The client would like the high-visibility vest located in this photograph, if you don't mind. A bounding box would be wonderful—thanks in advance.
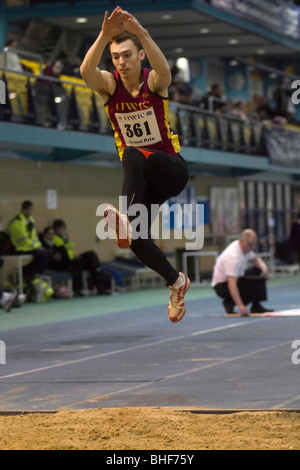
[7,212,41,252]
[53,233,75,260]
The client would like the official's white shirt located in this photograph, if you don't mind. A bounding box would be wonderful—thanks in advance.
[211,240,256,286]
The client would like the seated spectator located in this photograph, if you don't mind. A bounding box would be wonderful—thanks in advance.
[0,216,13,264]
[7,201,51,284]
[168,65,181,102]
[230,100,249,121]
[172,82,191,104]
[256,96,275,122]
[62,56,82,78]
[52,219,114,295]
[34,59,66,127]
[287,212,300,264]
[39,226,73,299]
[42,59,64,83]
[40,225,56,251]
[3,39,22,72]
[39,226,70,271]
[273,79,292,119]
[248,94,276,122]
[41,225,125,293]
[200,83,226,112]
[246,94,262,121]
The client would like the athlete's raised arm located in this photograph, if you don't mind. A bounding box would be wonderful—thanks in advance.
[80,7,124,101]
[120,9,172,96]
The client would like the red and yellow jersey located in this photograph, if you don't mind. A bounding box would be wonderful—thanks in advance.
[105,68,181,160]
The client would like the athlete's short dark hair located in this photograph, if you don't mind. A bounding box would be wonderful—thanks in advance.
[109,31,143,52]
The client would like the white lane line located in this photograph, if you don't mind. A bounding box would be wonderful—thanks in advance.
[0,320,259,380]
[192,322,253,336]
[271,394,300,409]
[67,340,290,408]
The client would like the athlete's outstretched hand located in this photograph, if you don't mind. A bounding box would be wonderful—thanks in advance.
[102,6,124,39]
[120,9,145,36]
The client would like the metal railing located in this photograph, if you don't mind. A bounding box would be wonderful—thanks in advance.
[0,65,272,156]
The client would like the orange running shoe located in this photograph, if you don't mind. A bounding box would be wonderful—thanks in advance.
[168,272,191,323]
[104,205,132,249]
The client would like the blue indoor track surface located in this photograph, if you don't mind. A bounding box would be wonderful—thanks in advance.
[0,275,299,412]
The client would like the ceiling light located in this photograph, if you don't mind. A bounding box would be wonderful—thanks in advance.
[176,57,190,81]
[75,17,88,24]
[174,47,184,54]
[229,60,239,66]
[257,48,265,54]
[161,14,172,20]
[200,27,210,34]
[228,38,239,45]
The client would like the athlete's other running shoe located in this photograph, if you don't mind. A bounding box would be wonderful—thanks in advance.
[168,272,191,323]
[104,205,132,249]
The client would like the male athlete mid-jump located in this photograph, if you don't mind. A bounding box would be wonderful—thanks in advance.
[81,6,190,323]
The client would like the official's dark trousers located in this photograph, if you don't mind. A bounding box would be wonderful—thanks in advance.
[15,248,52,282]
[214,267,267,306]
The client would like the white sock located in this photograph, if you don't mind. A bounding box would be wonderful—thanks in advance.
[172,274,183,289]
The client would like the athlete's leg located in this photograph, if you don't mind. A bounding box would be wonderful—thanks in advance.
[129,188,179,286]
[121,146,189,209]
[121,147,148,209]
[110,146,190,322]
[121,147,188,283]
[129,190,190,322]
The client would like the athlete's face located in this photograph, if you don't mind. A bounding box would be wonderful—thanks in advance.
[110,39,144,78]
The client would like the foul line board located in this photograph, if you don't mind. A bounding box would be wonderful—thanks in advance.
[225,308,300,318]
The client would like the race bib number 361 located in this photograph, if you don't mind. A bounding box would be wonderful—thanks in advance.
[115,107,162,147]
